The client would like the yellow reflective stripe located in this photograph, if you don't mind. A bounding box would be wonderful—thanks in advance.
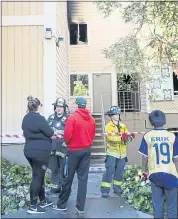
[101,182,112,188]
[55,151,65,158]
[50,184,58,189]
[113,180,122,186]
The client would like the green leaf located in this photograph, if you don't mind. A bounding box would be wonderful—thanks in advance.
[1,158,50,215]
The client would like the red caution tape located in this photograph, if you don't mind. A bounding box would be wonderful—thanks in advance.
[1,130,178,138]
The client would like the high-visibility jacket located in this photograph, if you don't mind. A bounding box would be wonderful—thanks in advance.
[105,121,128,159]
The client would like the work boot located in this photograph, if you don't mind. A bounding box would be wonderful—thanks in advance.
[101,192,109,198]
[113,187,121,195]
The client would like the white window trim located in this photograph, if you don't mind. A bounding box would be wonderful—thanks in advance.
[2,15,44,26]
[69,72,91,98]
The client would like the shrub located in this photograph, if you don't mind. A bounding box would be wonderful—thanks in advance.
[1,158,50,215]
[1,158,154,215]
[121,165,153,215]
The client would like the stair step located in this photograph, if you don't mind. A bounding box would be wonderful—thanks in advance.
[93,138,104,142]
[96,127,103,131]
[91,152,106,156]
[92,113,101,117]
[94,117,102,121]
[92,145,105,149]
[90,158,105,164]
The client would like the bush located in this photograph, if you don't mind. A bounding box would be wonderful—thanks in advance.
[1,158,50,215]
[121,165,153,215]
[1,158,153,215]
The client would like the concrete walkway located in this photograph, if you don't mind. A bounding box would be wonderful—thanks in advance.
[3,173,153,218]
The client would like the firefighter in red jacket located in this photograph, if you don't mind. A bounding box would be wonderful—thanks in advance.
[53,97,96,214]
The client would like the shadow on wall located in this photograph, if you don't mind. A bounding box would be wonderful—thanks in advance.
[127,135,143,165]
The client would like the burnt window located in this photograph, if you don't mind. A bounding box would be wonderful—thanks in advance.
[173,72,178,95]
[70,23,88,45]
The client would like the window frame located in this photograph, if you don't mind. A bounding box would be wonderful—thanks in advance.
[69,73,90,97]
[69,22,89,47]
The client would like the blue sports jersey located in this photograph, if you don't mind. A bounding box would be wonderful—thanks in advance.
[138,128,178,189]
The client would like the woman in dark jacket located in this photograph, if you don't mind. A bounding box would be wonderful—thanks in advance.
[22,96,54,214]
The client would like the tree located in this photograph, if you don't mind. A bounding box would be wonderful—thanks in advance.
[95,0,178,83]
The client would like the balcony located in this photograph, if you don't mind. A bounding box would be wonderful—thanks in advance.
[118,91,141,112]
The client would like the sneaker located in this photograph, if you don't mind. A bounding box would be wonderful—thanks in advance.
[27,205,46,214]
[39,198,53,208]
[75,207,84,214]
[52,205,67,211]
[101,192,109,198]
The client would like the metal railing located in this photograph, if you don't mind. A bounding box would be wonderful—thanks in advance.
[118,91,141,112]
[100,93,107,153]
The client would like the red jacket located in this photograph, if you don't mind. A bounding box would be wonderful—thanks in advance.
[64,108,96,150]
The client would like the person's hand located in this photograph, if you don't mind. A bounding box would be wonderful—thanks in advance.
[55,130,64,135]
[62,142,67,147]
[121,133,129,142]
[50,150,56,155]
[127,132,135,141]
[137,171,148,180]
[130,132,135,139]
[51,135,57,139]
[143,172,148,180]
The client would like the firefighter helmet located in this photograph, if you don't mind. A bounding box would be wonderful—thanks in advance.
[105,106,121,116]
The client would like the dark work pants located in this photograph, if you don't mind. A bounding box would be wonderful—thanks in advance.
[101,156,126,194]
[26,156,49,205]
[49,156,65,189]
[57,147,91,211]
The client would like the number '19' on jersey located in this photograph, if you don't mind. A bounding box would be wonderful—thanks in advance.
[138,129,178,189]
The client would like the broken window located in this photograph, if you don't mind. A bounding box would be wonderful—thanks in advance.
[173,62,178,95]
[173,71,178,95]
[70,23,88,45]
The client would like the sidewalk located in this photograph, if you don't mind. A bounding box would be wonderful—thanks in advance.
[3,173,153,218]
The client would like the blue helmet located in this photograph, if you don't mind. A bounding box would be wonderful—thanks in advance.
[149,110,166,127]
[105,106,121,116]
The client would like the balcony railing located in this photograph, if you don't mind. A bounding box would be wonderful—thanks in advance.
[118,91,141,112]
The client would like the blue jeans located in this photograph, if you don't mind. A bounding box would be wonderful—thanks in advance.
[151,183,177,218]
[101,156,126,194]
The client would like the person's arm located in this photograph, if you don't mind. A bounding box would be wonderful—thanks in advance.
[173,136,178,173]
[64,116,74,144]
[138,136,148,172]
[38,116,54,137]
[23,130,48,139]
[105,125,118,142]
[46,115,56,131]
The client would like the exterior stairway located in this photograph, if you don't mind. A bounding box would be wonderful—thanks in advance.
[90,114,106,168]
